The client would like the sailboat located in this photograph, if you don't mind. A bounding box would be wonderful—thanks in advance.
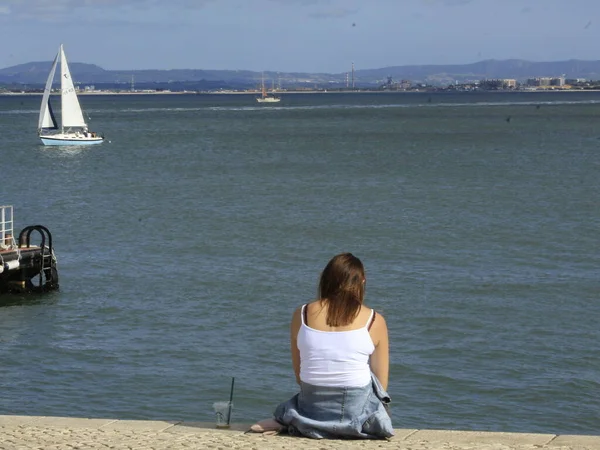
[256,73,281,103]
[38,44,104,146]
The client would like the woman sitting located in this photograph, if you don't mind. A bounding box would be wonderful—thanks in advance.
[255,253,393,439]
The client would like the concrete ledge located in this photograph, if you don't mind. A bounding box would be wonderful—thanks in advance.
[98,419,180,431]
[406,429,555,446]
[548,435,600,447]
[168,421,253,433]
[0,415,598,450]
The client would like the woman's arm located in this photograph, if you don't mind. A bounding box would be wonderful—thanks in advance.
[369,312,389,390]
[290,306,302,385]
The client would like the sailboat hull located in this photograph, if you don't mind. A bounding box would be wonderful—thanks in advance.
[40,133,104,146]
[256,97,281,103]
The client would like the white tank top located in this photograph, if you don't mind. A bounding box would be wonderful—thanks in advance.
[297,304,375,387]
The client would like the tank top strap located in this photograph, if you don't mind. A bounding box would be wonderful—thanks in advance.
[366,308,377,330]
[301,303,308,326]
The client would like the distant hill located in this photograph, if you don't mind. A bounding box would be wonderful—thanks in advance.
[362,59,600,84]
[2,59,600,89]
[0,61,107,84]
[0,61,338,89]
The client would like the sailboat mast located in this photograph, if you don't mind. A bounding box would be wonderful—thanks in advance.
[60,45,64,133]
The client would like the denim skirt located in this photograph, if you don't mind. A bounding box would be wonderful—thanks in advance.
[273,373,394,440]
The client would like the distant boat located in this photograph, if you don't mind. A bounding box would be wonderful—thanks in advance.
[38,44,104,146]
[256,73,281,103]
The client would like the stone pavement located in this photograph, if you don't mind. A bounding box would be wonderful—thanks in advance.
[0,415,598,450]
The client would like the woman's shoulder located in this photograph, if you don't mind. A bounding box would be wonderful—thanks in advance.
[292,301,316,317]
[293,301,313,310]
[299,300,323,313]
[363,305,387,326]
[367,306,385,318]
[292,305,303,318]
[362,304,382,316]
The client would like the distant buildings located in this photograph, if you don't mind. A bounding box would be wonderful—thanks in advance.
[478,79,517,90]
[471,75,573,91]
[526,76,565,87]
[381,76,412,90]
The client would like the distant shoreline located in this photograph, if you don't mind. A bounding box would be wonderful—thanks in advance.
[3,89,600,97]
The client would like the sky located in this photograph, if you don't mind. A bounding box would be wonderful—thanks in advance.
[1,0,600,73]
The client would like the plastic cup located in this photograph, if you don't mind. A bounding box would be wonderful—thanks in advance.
[213,401,232,428]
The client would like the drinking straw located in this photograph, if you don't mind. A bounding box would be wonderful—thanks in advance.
[227,377,235,425]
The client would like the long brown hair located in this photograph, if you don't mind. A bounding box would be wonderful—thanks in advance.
[318,253,366,327]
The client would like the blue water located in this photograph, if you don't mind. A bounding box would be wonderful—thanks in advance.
[0,91,598,434]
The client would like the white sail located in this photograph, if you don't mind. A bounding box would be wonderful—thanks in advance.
[59,44,87,129]
[38,53,59,130]
[38,44,104,146]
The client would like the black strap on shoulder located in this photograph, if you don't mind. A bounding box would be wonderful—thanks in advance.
[368,311,377,331]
